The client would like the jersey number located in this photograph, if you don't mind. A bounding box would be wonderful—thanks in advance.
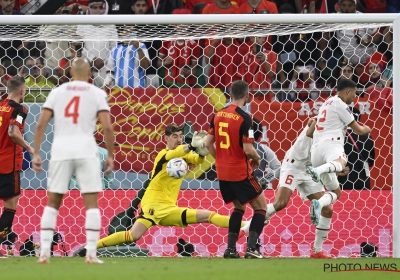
[285,175,294,185]
[65,96,80,124]
[218,122,230,149]
[315,110,326,131]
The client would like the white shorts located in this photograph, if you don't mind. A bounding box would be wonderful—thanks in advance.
[47,158,102,194]
[279,161,324,201]
[311,140,345,191]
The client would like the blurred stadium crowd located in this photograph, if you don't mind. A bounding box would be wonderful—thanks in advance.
[0,0,398,102]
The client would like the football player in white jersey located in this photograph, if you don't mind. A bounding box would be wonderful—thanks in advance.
[307,79,371,227]
[32,58,115,264]
[241,118,349,258]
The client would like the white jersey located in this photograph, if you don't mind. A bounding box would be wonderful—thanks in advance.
[313,96,354,146]
[284,126,313,168]
[43,81,110,161]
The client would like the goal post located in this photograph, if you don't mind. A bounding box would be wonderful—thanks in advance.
[0,13,398,258]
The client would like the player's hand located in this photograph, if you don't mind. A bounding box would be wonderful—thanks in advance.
[197,145,209,157]
[163,57,173,67]
[191,131,207,148]
[363,125,371,134]
[256,52,266,62]
[32,154,43,173]
[250,158,260,169]
[336,166,350,176]
[103,156,114,176]
[27,146,35,155]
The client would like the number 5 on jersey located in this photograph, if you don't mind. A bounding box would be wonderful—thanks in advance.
[218,122,230,149]
[65,96,80,124]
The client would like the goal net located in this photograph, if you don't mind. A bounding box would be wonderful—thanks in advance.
[0,14,396,258]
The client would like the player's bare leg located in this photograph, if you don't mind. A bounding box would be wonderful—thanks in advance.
[244,193,267,259]
[82,192,103,264]
[0,196,19,244]
[38,192,64,264]
[307,191,334,259]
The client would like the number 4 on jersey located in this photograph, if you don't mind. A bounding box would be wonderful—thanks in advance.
[65,96,80,124]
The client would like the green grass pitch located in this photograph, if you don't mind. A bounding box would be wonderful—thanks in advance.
[1,257,400,280]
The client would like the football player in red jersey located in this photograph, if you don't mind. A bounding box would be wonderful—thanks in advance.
[0,76,33,245]
[205,80,267,259]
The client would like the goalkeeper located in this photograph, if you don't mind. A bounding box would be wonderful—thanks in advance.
[78,123,248,252]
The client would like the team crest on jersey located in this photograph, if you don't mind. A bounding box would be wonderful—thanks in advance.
[149,208,154,215]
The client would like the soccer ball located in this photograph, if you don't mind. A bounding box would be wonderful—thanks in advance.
[166,158,188,179]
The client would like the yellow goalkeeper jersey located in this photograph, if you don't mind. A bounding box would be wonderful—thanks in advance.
[141,145,204,206]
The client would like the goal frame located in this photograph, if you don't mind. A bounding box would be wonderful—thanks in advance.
[0,13,398,258]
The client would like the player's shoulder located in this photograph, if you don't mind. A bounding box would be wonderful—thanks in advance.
[234,106,252,121]
[7,99,27,113]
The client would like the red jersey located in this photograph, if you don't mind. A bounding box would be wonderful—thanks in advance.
[237,0,278,14]
[202,2,239,14]
[0,99,28,174]
[186,0,214,13]
[238,45,277,90]
[205,39,241,89]
[159,40,200,86]
[208,104,254,181]
[0,0,28,10]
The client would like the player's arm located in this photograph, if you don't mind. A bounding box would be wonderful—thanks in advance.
[8,125,33,154]
[241,116,260,165]
[184,152,205,165]
[349,121,371,136]
[306,118,317,138]
[205,115,216,158]
[98,111,115,176]
[263,144,281,183]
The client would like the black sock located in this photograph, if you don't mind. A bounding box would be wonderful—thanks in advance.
[247,209,266,249]
[0,208,16,237]
[228,208,244,249]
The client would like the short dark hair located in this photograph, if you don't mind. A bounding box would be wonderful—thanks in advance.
[165,123,182,136]
[231,80,248,100]
[253,117,263,141]
[7,76,26,93]
[337,78,357,92]
[131,0,147,5]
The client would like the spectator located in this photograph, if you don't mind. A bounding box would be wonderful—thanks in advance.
[237,0,278,14]
[157,9,204,88]
[333,59,361,89]
[19,57,56,103]
[0,0,24,14]
[202,0,238,14]
[58,41,86,84]
[238,36,277,92]
[76,0,118,87]
[270,0,297,11]
[0,64,12,100]
[131,0,148,14]
[252,117,281,190]
[365,56,386,89]
[377,64,392,88]
[146,0,183,14]
[338,107,375,190]
[335,0,383,66]
[65,0,89,14]
[185,0,213,14]
[204,38,241,91]
[289,65,318,101]
[356,0,386,13]
[104,33,151,88]
[315,58,334,88]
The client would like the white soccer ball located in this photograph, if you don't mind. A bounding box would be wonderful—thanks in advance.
[166,158,188,179]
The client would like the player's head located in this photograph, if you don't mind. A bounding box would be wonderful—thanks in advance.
[70,58,91,81]
[164,123,183,150]
[337,78,357,104]
[252,117,263,142]
[7,76,26,103]
[231,80,249,106]
[131,0,148,14]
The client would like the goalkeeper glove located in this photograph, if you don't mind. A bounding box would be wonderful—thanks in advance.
[189,131,207,149]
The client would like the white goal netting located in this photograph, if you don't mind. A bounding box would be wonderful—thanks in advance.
[0,15,394,258]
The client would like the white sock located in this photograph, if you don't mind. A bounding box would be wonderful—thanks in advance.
[313,216,331,253]
[85,208,101,257]
[318,192,338,208]
[315,161,343,174]
[266,203,277,218]
[40,206,58,257]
